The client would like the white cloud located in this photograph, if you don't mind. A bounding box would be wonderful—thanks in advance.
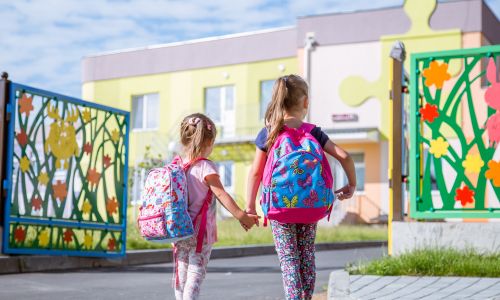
[0,0,498,97]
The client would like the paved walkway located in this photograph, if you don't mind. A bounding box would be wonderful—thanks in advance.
[0,247,384,300]
[348,275,500,300]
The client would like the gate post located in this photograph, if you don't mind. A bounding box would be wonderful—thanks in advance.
[0,72,9,248]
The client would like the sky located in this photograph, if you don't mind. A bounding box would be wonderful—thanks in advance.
[0,0,499,97]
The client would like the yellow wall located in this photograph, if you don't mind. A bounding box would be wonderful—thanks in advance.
[82,57,298,164]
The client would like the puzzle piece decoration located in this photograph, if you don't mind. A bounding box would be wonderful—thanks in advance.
[339,0,462,138]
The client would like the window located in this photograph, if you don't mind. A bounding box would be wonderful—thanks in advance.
[260,80,274,119]
[131,93,159,130]
[217,161,234,192]
[205,85,235,137]
[334,153,365,192]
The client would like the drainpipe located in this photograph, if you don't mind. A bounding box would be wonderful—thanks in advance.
[304,32,316,122]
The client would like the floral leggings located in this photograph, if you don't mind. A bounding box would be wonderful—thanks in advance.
[270,220,317,300]
[173,239,212,300]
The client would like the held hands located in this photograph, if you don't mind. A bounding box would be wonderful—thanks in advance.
[238,210,260,231]
[334,184,356,200]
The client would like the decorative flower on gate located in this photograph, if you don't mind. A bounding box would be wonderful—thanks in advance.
[485,112,500,147]
[16,129,28,147]
[31,196,43,211]
[485,160,500,187]
[87,168,101,188]
[485,58,500,110]
[44,103,80,169]
[19,94,34,116]
[422,61,451,89]
[38,229,50,247]
[462,154,484,174]
[82,109,92,123]
[107,238,116,251]
[103,154,111,168]
[20,156,30,172]
[82,200,92,214]
[14,227,26,243]
[111,129,120,143]
[52,180,68,201]
[83,234,93,249]
[63,229,73,243]
[429,137,449,158]
[83,142,93,155]
[420,103,439,123]
[455,185,475,206]
[38,172,49,186]
[106,196,118,215]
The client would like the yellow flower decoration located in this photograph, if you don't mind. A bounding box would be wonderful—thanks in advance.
[38,229,50,247]
[38,172,49,185]
[429,137,449,158]
[111,129,120,143]
[422,61,451,89]
[82,200,92,214]
[82,109,91,123]
[20,156,30,172]
[83,234,93,249]
[485,160,500,187]
[462,154,484,174]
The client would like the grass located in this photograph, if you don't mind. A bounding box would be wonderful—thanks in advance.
[347,248,500,277]
[126,207,387,250]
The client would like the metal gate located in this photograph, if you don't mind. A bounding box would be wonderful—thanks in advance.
[1,76,129,257]
[410,45,500,219]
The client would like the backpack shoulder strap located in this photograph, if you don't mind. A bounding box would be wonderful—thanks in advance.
[182,157,210,171]
[300,122,315,133]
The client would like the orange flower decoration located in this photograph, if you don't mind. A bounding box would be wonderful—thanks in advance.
[83,142,93,155]
[16,129,28,147]
[485,160,500,187]
[52,180,68,201]
[107,238,116,251]
[419,103,439,123]
[455,185,475,206]
[422,61,451,89]
[19,94,34,116]
[14,227,26,243]
[87,168,101,188]
[106,196,119,215]
[103,155,112,168]
[32,196,43,211]
[63,229,73,243]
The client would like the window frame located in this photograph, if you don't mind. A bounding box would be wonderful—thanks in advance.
[204,85,236,136]
[259,79,275,121]
[131,93,160,132]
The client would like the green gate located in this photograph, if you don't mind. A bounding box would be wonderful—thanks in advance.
[1,78,130,257]
[410,45,500,219]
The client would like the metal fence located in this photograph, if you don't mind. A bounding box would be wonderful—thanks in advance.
[410,45,500,219]
[1,80,130,257]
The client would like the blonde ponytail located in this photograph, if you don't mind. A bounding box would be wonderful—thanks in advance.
[264,75,309,149]
[180,113,217,160]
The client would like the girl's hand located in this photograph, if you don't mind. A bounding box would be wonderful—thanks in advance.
[335,185,356,200]
[239,212,260,231]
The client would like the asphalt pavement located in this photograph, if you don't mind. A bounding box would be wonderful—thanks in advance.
[0,246,385,300]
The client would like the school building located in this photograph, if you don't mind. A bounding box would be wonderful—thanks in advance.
[82,0,499,224]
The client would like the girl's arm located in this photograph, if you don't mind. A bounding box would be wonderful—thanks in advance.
[245,148,267,214]
[205,174,259,230]
[323,140,357,200]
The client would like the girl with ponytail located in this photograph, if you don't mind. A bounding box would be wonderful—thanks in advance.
[246,75,357,300]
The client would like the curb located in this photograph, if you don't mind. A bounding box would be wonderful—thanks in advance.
[0,240,386,275]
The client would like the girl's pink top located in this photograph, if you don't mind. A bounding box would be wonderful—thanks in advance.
[185,160,218,245]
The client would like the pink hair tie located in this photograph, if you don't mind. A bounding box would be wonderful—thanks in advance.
[188,117,201,125]
[206,124,212,131]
